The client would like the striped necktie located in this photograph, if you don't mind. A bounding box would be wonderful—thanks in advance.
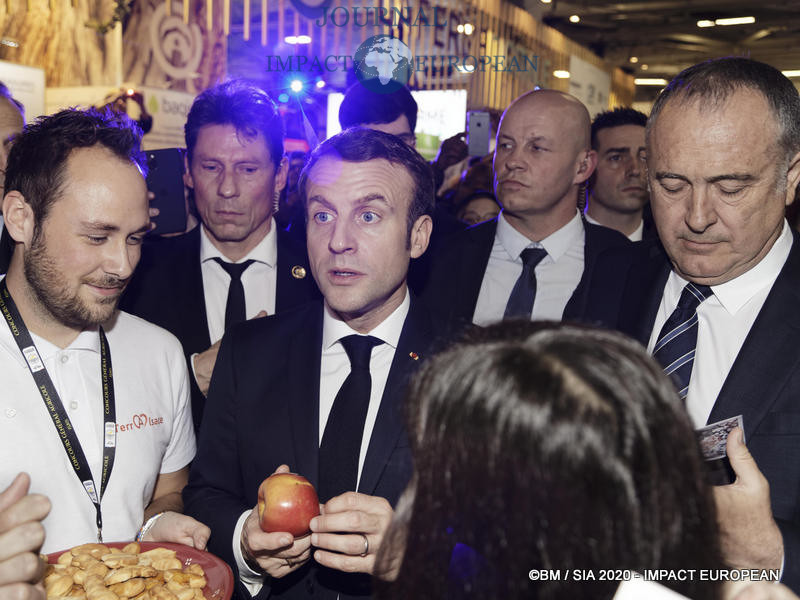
[652,282,713,400]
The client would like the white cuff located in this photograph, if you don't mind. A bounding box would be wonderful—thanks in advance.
[190,353,201,387]
[233,511,265,596]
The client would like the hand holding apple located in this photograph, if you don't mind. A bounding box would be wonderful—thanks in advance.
[239,465,313,578]
[258,473,320,537]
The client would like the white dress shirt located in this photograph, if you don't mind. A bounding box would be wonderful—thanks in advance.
[472,210,585,325]
[647,220,792,427]
[232,290,410,593]
[0,307,195,551]
[585,212,644,242]
[199,221,278,345]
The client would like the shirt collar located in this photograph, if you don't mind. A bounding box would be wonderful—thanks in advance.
[584,213,643,242]
[628,219,644,242]
[497,209,583,262]
[199,220,278,267]
[32,327,102,359]
[322,288,410,351]
[671,220,793,316]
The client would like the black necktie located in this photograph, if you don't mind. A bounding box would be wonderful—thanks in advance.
[318,335,382,503]
[503,247,548,319]
[652,282,714,400]
[213,258,255,330]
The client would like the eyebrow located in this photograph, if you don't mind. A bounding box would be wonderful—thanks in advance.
[604,147,635,155]
[307,193,391,209]
[81,221,151,234]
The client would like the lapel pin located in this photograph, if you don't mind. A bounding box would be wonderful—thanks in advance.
[291,265,307,279]
[409,352,419,361]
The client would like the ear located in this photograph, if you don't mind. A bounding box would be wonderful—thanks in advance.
[785,150,800,207]
[409,214,433,259]
[183,153,194,190]
[2,191,34,245]
[573,149,598,185]
[273,156,289,195]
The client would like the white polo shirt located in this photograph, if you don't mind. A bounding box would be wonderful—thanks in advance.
[0,309,195,552]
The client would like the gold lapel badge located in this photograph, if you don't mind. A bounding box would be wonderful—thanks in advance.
[291,265,307,279]
[409,352,419,361]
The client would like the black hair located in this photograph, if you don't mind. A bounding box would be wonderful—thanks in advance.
[377,322,723,600]
[184,80,284,167]
[5,107,145,228]
[591,107,647,149]
[297,127,434,239]
[339,84,418,132]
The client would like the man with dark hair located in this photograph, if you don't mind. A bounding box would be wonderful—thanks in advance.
[338,84,418,147]
[337,84,466,292]
[0,82,25,273]
[424,89,630,332]
[122,80,319,431]
[0,107,208,551]
[585,107,652,241]
[588,57,800,592]
[184,127,442,600]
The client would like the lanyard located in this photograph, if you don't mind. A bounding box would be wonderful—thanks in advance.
[0,279,116,542]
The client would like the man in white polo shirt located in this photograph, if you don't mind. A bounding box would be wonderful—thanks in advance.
[0,107,208,552]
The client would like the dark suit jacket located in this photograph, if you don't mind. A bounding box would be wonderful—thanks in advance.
[183,299,440,600]
[421,215,631,331]
[586,233,800,592]
[120,226,320,431]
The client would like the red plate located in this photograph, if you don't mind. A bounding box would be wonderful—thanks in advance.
[47,541,234,600]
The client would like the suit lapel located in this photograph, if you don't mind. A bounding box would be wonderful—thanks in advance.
[275,227,316,312]
[457,219,497,326]
[708,234,800,431]
[358,299,432,496]
[183,228,212,351]
[287,304,324,488]
[622,242,671,345]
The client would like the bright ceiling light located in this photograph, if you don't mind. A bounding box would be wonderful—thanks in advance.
[629,56,639,63]
[540,0,551,3]
[641,64,649,71]
[635,78,668,85]
[554,70,571,78]
[290,79,304,92]
[782,70,800,78]
[569,15,580,23]
[697,20,716,28]
[315,79,326,88]
[715,16,755,26]
[463,23,474,35]
[285,35,312,44]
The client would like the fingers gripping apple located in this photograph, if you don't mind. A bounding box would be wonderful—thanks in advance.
[257,473,320,537]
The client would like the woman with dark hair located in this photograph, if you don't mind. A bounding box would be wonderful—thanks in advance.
[375,322,725,600]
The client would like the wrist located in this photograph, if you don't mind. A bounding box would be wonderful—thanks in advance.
[240,532,264,574]
[136,512,165,542]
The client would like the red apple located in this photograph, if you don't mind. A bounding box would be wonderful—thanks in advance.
[257,473,320,537]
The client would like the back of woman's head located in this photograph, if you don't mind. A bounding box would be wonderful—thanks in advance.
[378,322,722,600]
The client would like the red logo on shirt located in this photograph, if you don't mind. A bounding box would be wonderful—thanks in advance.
[117,413,164,432]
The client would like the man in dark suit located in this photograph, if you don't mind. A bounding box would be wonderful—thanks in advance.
[423,89,629,331]
[121,81,319,431]
[183,127,440,599]
[586,58,800,592]
[584,107,657,242]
